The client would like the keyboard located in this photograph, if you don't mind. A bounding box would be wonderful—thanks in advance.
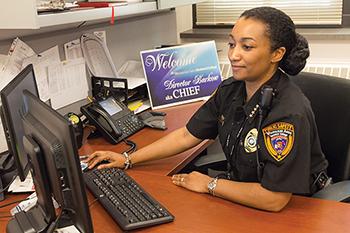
[83,168,174,231]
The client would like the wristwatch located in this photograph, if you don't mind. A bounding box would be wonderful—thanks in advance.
[207,177,218,195]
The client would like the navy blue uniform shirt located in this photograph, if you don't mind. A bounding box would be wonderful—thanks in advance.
[186,69,328,194]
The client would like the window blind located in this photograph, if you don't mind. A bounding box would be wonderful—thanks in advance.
[196,0,343,26]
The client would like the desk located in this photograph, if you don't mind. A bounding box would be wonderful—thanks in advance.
[1,101,350,233]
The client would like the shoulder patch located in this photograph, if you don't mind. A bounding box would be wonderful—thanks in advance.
[262,122,294,162]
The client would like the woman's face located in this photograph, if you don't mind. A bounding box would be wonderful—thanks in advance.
[228,17,278,82]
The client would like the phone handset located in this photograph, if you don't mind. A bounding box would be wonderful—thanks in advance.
[80,96,145,145]
[89,106,122,137]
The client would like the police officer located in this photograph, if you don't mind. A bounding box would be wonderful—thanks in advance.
[86,7,328,212]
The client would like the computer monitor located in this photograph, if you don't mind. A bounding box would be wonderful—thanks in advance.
[0,64,39,181]
[6,90,93,233]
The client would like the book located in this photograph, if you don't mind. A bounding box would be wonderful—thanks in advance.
[77,1,128,8]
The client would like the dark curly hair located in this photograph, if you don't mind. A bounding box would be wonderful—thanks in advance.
[240,7,309,75]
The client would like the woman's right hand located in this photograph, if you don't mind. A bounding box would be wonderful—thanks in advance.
[85,151,125,170]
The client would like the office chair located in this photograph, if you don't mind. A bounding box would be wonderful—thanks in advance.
[292,72,350,202]
[193,72,350,202]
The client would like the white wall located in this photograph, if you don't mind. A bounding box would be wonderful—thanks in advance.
[0,11,178,113]
[0,11,178,71]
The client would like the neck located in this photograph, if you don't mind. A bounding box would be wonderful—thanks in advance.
[245,66,278,102]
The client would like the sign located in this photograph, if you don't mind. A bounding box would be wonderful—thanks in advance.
[140,41,222,109]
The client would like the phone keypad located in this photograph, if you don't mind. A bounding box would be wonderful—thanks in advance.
[117,115,144,141]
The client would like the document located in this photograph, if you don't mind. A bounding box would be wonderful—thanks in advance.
[22,46,61,101]
[64,39,83,60]
[48,58,89,109]
[0,54,8,71]
[55,225,81,233]
[94,30,107,45]
[0,120,8,153]
[118,60,146,89]
[8,172,35,193]
[0,38,36,91]
[81,33,118,78]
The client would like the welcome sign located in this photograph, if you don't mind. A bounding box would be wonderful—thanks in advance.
[140,41,222,109]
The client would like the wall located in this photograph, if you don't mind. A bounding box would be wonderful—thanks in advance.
[0,11,178,71]
[0,11,178,113]
[176,6,350,65]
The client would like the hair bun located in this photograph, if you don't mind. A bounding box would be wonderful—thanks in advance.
[280,33,310,75]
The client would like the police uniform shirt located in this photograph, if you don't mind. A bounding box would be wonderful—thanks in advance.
[186,69,328,194]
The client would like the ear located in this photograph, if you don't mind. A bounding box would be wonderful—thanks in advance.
[271,47,286,63]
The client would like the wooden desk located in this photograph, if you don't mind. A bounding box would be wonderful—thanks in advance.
[1,101,350,233]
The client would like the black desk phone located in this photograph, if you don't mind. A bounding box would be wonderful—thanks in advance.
[81,96,144,144]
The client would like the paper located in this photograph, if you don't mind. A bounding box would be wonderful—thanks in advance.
[64,39,83,60]
[11,192,60,216]
[48,58,89,109]
[118,60,146,89]
[0,54,9,71]
[0,54,9,152]
[8,172,35,193]
[0,120,8,153]
[55,225,81,233]
[0,38,36,91]
[81,34,118,78]
[10,192,37,215]
[22,46,61,101]
[94,30,107,45]
[134,99,151,114]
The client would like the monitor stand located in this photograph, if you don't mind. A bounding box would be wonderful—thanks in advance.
[6,136,56,233]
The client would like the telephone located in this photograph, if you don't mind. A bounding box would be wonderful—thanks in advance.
[81,96,144,144]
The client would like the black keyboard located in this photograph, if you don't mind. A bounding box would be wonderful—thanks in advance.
[83,168,174,231]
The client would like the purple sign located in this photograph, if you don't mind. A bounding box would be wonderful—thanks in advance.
[140,41,222,109]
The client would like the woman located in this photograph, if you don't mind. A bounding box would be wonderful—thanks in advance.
[85,7,328,212]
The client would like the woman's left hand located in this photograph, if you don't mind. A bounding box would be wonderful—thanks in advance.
[172,171,212,194]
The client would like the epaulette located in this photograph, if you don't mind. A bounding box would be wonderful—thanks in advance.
[221,77,240,87]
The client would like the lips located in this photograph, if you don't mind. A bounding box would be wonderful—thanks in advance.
[231,65,245,72]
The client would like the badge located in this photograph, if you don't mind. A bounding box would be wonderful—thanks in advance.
[244,128,258,153]
[262,122,294,162]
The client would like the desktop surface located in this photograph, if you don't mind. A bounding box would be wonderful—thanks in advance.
[1,101,350,233]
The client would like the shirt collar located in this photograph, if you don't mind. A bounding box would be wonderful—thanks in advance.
[243,69,282,123]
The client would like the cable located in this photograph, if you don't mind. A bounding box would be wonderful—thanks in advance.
[0,174,18,193]
[88,197,99,207]
[47,208,75,233]
[46,209,64,233]
[123,139,137,154]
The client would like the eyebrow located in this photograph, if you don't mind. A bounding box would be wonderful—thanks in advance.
[228,34,256,42]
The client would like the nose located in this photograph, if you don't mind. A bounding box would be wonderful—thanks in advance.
[228,46,240,62]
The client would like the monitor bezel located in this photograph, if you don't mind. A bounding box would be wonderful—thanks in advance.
[0,64,39,181]
[21,90,93,233]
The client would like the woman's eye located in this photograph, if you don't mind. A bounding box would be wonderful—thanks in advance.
[228,42,235,48]
[243,45,253,50]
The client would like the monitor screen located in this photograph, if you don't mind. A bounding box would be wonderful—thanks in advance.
[0,64,39,181]
[99,97,122,116]
[19,90,93,233]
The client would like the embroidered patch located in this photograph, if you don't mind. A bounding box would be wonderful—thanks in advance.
[244,128,258,153]
[262,122,294,161]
